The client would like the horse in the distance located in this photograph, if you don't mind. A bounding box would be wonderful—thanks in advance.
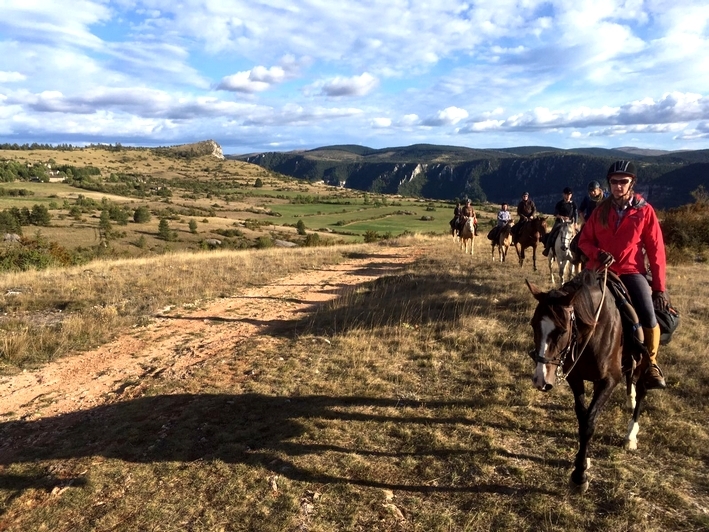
[547,220,579,285]
[491,222,513,262]
[514,217,548,271]
[460,216,476,255]
[450,217,462,241]
[526,270,648,493]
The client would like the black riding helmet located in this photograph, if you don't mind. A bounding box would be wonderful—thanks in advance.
[588,180,601,191]
[607,160,637,186]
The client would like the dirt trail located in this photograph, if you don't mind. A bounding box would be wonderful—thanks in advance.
[0,248,419,422]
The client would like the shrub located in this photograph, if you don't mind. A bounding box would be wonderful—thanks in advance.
[363,230,380,243]
[255,236,274,249]
[133,206,151,223]
[215,228,244,238]
[0,236,77,271]
[660,201,709,253]
[296,219,307,235]
[304,233,321,247]
[158,218,175,241]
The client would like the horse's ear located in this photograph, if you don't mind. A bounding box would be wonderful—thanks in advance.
[525,279,545,300]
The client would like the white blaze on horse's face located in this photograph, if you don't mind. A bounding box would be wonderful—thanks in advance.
[532,316,557,391]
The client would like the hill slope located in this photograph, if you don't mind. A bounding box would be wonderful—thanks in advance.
[234,144,709,210]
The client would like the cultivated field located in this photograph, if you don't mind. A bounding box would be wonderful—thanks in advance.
[0,234,707,531]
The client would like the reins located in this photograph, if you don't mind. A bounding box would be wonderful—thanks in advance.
[556,266,609,380]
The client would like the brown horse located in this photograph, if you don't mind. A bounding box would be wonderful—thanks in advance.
[526,270,648,492]
[491,222,513,262]
[514,217,548,271]
[450,216,462,241]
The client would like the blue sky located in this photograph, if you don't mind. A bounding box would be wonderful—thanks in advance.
[1,0,709,154]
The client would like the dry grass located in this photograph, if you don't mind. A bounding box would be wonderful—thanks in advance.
[0,244,364,370]
[1,236,707,531]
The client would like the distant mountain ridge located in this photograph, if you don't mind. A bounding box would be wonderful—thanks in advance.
[232,144,709,211]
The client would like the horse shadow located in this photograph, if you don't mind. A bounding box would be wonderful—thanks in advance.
[0,393,556,496]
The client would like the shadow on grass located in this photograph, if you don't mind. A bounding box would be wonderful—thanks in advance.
[0,394,556,496]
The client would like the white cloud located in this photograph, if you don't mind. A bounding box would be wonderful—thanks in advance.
[424,107,469,126]
[217,66,286,93]
[318,73,379,97]
[400,114,420,127]
[0,71,26,83]
[458,92,709,134]
[2,0,709,152]
[372,117,392,128]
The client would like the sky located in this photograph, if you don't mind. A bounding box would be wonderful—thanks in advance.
[1,1,709,155]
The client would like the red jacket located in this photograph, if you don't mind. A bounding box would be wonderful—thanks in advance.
[578,194,666,292]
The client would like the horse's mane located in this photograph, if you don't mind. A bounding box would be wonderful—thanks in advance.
[544,270,601,328]
[562,269,602,327]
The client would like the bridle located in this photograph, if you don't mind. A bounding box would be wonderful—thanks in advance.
[530,268,609,380]
[530,308,579,380]
[560,220,575,252]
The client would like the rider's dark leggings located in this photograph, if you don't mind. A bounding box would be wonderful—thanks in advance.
[620,273,657,328]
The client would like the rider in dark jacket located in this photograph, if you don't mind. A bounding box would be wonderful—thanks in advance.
[462,200,478,235]
[543,187,578,256]
[511,192,536,243]
[579,181,608,223]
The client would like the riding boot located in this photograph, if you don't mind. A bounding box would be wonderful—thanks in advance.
[642,325,666,390]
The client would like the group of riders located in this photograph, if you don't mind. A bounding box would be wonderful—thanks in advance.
[449,160,671,391]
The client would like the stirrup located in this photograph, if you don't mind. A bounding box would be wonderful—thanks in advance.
[644,364,666,390]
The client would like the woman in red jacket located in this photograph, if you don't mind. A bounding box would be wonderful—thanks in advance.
[578,160,669,389]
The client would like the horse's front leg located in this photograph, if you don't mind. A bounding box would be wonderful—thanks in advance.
[567,378,591,491]
[559,258,567,285]
[625,377,648,450]
[531,244,538,271]
[515,244,524,267]
[570,377,618,492]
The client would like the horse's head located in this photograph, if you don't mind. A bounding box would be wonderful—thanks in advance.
[525,279,577,391]
[559,220,576,251]
[536,216,549,234]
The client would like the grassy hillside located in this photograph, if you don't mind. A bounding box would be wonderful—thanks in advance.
[0,146,462,266]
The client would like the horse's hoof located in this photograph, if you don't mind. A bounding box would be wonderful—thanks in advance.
[569,477,589,494]
[624,439,638,451]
